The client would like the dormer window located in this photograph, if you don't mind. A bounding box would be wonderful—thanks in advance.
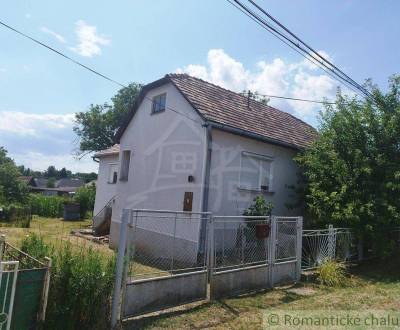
[152,93,166,114]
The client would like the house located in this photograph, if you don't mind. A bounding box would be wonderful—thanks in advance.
[28,178,85,196]
[93,73,316,253]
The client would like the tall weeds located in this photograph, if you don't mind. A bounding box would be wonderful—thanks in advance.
[21,234,115,329]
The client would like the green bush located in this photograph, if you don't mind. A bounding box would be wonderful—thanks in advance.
[29,194,66,218]
[317,260,347,287]
[20,234,115,329]
[74,184,96,219]
[0,203,31,227]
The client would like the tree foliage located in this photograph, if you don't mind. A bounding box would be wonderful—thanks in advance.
[0,147,29,204]
[73,82,142,154]
[296,75,400,255]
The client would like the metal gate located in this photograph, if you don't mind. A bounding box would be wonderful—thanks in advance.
[111,211,303,325]
[112,209,211,323]
[0,261,19,330]
[209,216,302,299]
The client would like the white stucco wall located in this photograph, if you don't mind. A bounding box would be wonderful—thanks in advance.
[207,129,300,216]
[110,82,207,247]
[93,154,119,216]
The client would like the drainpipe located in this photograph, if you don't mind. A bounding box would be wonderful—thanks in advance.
[198,123,212,259]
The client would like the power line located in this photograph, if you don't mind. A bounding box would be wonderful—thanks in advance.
[0,21,126,89]
[246,0,370,96]
[0,20,203,124]
[226,0,368,98]
[1,19,350,118]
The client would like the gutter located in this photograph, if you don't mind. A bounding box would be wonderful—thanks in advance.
[207,121,302,151]
[198,122,213,258]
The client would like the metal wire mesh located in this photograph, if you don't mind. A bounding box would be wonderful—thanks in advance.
[275,218,298,262]
[213,216,270,271]
[126,210,210,280]
[301,227,354,270]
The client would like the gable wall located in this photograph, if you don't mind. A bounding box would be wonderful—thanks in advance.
[110,83,207,245]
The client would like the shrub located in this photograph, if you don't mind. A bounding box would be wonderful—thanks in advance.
[74,184,96,219]
[20,234,115,329]
[29,194,66,218]
[317,260,347,287]
[0,203,31,228]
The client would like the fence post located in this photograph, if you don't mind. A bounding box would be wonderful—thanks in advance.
[268,216,277,287]
[327,225,335,260]
[111,209,130,329]
[295,217,303,281]
[39,257,52,322]
[0,235,5,261]
[207,215,215,299]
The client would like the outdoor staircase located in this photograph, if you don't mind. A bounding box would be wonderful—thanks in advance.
[92,196,115,236]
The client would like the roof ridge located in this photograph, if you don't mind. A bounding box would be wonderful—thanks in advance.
[166,73,315,130]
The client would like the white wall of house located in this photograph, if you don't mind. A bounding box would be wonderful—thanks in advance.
[208,129,300,216]
[93,154,119,216]
[110,82,207,247]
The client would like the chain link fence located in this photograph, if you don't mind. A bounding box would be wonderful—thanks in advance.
[302,226,356,270]
[212,216,271,271]
[125,210,211,280]
[275,217,298,262]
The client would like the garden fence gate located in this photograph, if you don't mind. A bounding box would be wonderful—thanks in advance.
[111,210,303,326]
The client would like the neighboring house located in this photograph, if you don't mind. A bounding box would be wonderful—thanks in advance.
[18,176,36,187]
[28,178,85,196]
[95,73,316,252]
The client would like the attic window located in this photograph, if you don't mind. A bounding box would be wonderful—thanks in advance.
[152,93,166,114]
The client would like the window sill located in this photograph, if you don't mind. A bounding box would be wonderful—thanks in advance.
[107,182,117,185]
[150,109,165,115]
[237,186,275,194]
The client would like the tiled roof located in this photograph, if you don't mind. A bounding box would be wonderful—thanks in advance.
[93,144,120,158]
[117,74,317,150]
[168,74,317,149]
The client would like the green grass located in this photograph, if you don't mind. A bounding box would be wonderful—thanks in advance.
[124,258,400,329]
[0,215,157,275]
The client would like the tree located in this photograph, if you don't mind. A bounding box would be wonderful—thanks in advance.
[45,166,57,178]
[0,147,29,204]
[73,82,142,155]
[47,177,56,188]
[295,75,400,256]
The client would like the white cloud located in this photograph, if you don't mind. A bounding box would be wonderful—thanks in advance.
[69,20,111,57]
[40,26,67,43]
[0,111,97,172]
[0,111,74,136]
[176,49,348,122]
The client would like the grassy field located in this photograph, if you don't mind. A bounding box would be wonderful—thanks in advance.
[124,258,400,329]
[2,217,399,329]
[0,215,161,274]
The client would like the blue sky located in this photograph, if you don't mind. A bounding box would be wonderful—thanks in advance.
[0,0,399,172]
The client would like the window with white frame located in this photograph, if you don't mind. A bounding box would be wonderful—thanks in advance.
[239,151,273,191]
[119,150,131,181]
[151,93,166,114]
[108,163,118,184]
[172,152,196,173]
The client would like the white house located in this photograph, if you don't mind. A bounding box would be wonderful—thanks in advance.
[94,73,316,257]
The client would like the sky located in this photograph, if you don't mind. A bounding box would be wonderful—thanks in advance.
[0,0,399,172]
